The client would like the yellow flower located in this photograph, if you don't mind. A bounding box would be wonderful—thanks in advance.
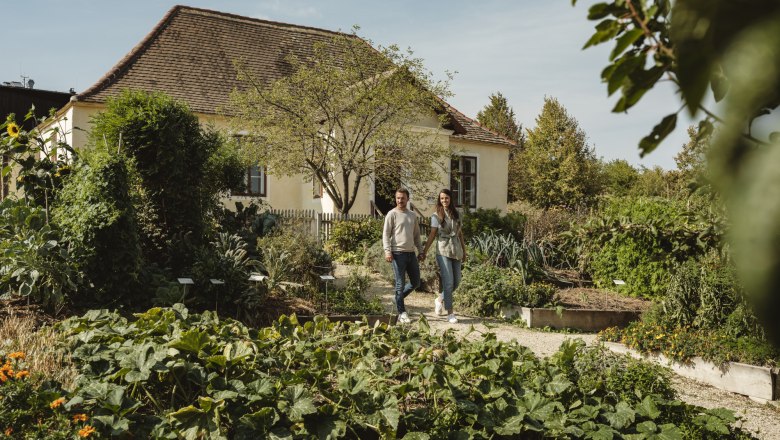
[15,370,29,380]
[6,122,20,138]
[655,334,665,339]
[50,397,66,409]
[8,352,25,360]
[78,425,96,438]
[72,414,89,422]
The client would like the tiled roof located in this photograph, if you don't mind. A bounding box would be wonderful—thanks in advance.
[76,5,513,148]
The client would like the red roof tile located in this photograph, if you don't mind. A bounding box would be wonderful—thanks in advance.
[76,5,513,148]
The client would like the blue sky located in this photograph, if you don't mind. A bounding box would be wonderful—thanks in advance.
[3,0,695,169]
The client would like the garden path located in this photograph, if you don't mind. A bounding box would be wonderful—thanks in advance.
[334,264,780,439]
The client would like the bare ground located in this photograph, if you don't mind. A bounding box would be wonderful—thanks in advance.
[335,264,780,439]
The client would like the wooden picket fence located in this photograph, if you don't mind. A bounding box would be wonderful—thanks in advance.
[268,208,430,242]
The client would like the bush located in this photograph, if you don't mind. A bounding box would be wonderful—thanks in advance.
[189,233,260,311]
[0,200,79,310]
[320,270,383,315]
[0,352,83,440]
[456,265,556,317]
[325,218,382,264]
[460,208,525,241]
[568,196,718,298]
[53,151,142,304]
[257,225,332,288]
[553,340,676,405]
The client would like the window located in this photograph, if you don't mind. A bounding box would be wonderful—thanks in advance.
[450,156,477,208]
[237,165,267,197]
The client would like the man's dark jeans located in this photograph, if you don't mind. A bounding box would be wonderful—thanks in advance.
[391,251,420,314]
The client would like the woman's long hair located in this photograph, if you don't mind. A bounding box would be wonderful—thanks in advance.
[435,188,460,225]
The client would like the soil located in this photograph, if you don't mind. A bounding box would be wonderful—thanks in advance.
[555,287,652,311]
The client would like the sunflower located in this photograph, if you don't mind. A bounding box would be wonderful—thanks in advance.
[6,122,20,138]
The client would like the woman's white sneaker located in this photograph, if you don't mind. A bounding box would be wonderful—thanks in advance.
[434,296,444,316]
[447,314,458,324]
[398,312,411,324]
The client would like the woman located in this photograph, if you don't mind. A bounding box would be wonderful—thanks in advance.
[420,189,467,323]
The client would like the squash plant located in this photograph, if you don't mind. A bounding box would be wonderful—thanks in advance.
[52,305,755,439]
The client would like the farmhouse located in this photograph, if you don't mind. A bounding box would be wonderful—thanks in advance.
[43,5,513,215]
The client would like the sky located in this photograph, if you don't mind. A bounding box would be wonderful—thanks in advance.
[2,0,696,169]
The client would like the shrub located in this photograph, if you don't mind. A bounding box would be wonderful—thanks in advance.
[53,151,142,304]
[567,196,718,298]
[553,340,676,405]
[469,231,553,283]
[456,265,556,316]
[325,218,382,264]
[0,352,79,440]
[189,233,260,311]
[460,207,525,241]
[257,225,332,288]
[321,270,383,315]
[0,200,79,310]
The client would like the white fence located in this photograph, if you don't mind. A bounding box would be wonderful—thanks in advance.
[267,209,430,242]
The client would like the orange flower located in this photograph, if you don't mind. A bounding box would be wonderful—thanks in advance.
[7,352,25,360]
[0,372,7,383]
[15,370,29,379]
[4,427,12,436]
[78,425,96,437]
[72,414,89,422]
[50,397,66,409]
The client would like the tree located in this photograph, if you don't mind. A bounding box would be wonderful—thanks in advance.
[477,92,526,202]
[229,29,452,214]
[512,97,601,209]
[574,0,780,343]
[476,92,524,145]
[600,159,639,197]
[89,90,244,266]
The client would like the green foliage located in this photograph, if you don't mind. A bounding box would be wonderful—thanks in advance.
[0,200,79,310]
[476,92,524,145]
[553,340,676,406]
[601,320,780,368]
[511,97,601,209]
[324,218,382,264]
[53,151,142,304]
[230,28,452,214]
[88,90,232,263]
[600,159,639,197]
[1,111,76,211]
[322,271,383,315]
[48,305,755,438]
[568,196,719,298]
[0,354,83,440]
[469,231,555,284]
[460,207,525,241]
[190,233,260,311]
[456,265,557,317]
[574,0,780,345]
[257,225,332,288]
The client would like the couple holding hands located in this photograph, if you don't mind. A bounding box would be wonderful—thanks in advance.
[382,188,467,324]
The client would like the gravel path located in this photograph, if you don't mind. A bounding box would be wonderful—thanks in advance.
[336,264,780,439]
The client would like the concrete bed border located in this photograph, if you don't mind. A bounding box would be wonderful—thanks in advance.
[501,306,641,332]
[604,342,779,402]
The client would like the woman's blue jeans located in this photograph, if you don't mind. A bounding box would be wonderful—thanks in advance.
[391,251,420,314]
[436,255,462,312]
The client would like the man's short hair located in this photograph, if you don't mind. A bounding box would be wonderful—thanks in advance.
[395,188,410,198]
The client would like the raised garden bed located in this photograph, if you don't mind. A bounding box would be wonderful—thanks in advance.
[500,288,648,331]
[604,341,779,402]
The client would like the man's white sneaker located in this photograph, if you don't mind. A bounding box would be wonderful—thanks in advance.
[399,312,411,324]
[447,314,458,324]
[434,296,444,316]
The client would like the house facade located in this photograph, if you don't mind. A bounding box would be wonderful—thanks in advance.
[44,6,513,216]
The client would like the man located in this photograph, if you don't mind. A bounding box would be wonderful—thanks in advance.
[382,188,423,324]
